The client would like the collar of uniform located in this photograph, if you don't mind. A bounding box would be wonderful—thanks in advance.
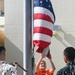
[0,61,6,64]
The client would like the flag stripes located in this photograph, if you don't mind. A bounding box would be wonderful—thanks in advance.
[34,7,55,22]
[34,20,54,31]
[33,0,55,58]
[34,27,53,36]
[34,13,54,24]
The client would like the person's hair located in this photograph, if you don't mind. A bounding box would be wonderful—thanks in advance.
[0,45,6,54]
[64,47,75,61]
[41,60,46,65]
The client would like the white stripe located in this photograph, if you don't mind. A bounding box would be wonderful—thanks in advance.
[42,47,49,55]
[34,7,54,22]
[33,33,51,43]
[34,19,53,31]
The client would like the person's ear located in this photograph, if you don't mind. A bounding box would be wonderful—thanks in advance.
[2,51,6,56]
[63,55,67,63]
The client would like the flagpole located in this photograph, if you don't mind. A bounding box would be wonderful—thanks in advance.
[23,0,32,75]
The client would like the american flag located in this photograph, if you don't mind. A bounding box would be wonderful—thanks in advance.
[33,0,55,58]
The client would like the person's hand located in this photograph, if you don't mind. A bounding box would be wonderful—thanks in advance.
[41,53,46,59]
[13,61,18,69]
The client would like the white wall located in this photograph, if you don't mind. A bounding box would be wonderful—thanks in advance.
[0,0,4,12]
[34,0,75,75]
[5,0,23,74]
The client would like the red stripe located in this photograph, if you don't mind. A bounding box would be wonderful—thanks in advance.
[36,47,50,59]
[47,50,50,58]
[33,40,50,48]
[34,27,53,37]
[36,47,44,53]
[34,13,54,24]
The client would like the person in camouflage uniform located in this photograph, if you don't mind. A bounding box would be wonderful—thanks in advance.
[0,45,18,75]
[56,47,75,75]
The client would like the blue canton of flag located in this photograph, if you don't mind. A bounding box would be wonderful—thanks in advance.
[34,0,55,22]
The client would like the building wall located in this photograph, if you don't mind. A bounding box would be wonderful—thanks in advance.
[0,17,5,46]
[5,0,23,74]
[5,0,75,75]
[0,30,4,46]
[0,0,4,12]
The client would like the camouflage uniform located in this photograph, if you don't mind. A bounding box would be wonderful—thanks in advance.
[56,62,75,75]
[0,61,18,75]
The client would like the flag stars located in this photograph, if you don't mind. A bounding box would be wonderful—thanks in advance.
[46,0,48,2]
[40,1,42,4]
[48,5,51,8]
[34,1,36,4]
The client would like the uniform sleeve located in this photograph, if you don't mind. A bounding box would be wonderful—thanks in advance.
[6,64,18,75]
[10,66,18,75]
[56,70,62,75]
[1,66,18,75]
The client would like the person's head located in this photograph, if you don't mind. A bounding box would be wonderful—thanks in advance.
[63,47,75,63]
[39,60,46,71]
[0,45,6,61]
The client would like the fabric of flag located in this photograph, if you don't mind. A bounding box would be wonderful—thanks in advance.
[33,0,55,58]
